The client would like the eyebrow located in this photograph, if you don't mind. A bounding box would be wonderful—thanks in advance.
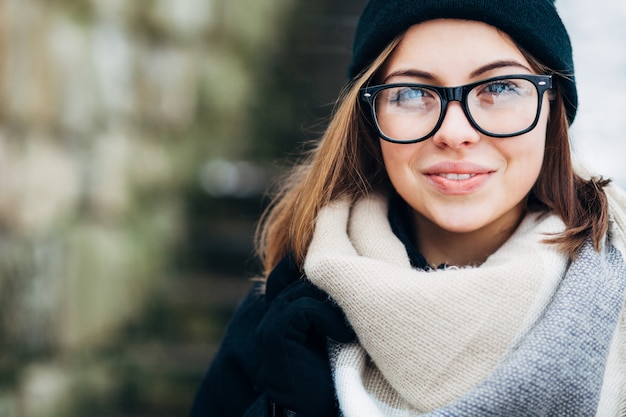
[383,69,434,84]
[383,60,533,84]
[470,60,532,78]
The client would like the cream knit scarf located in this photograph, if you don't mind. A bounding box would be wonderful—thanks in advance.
[304,192,626,416]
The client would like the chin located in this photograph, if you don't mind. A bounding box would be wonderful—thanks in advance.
[438,223,485,234]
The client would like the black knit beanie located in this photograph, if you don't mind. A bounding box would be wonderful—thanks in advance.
[349,0,577,124]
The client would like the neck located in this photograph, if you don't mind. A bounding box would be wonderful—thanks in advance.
[412,208,526,268]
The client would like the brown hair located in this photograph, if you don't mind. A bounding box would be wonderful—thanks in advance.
[255,35,610,277]
[517,47,610,256]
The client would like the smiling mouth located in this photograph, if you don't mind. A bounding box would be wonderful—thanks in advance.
[425,170,492,195]
[436,173,477,181]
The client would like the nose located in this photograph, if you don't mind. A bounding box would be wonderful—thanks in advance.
[431,102,481,149]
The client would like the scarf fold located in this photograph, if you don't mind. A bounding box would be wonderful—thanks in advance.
[304,192,626,416]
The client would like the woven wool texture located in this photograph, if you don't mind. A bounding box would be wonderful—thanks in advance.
[304,192,626,416]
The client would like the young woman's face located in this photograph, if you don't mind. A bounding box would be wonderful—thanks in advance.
[378,19,549,241]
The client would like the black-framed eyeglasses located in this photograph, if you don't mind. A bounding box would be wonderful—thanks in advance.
[360,74,552,144]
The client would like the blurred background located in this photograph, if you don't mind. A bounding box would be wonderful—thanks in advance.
[0,0,623,416]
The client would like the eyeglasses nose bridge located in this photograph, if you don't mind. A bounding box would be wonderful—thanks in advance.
[442,86,465,103]
[438,86,477,132]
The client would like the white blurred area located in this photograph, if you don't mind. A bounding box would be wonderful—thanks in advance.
[558,1,626,186]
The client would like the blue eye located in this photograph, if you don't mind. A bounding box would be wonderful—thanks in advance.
[375,85,439,115]
[392,87,427,103]
[482,81,521,96]
[470,78,535,109]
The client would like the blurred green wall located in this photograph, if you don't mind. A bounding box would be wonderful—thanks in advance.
[0,0,365,416]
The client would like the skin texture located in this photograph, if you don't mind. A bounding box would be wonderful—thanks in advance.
[378,19,550,267]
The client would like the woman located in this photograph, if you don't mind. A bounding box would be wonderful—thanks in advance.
[191,0,626,416]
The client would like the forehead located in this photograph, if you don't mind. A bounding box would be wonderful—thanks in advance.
[380,19,530,83]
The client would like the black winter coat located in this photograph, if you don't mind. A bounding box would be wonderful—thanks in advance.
[188,253,354,417]
[189,198,427,417]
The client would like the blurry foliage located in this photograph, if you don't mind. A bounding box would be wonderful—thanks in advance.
[0,0,365,415]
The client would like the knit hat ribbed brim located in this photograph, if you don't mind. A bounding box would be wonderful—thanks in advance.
[349,0,577,123]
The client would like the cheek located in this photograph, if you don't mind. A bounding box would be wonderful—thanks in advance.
[503,126,547,190]
[380,141,424,179]
[511,150,543,196]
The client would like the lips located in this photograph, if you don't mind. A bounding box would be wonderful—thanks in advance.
[423,162,494,194]
[438,173,476,181]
